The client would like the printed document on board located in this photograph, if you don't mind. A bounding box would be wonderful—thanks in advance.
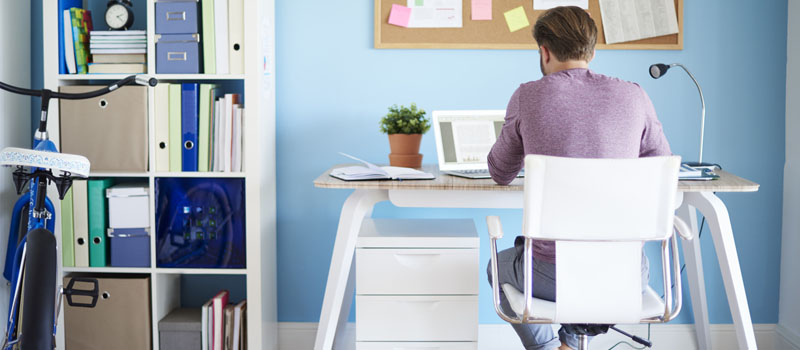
[406,0,462,28]
[533,0,588,10]
[598,0,679,44]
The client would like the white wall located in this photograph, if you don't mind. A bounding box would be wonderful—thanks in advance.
[780,0,800,348]
[0,1,31,322]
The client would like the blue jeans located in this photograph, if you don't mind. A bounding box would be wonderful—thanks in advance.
[487,237,650,350]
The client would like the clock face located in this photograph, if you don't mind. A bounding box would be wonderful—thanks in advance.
[105,4,129,29]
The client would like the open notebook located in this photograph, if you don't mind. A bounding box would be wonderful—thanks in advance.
[330,153,435,181]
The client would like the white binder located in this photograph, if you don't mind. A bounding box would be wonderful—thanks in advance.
[72,180,89,267]
[214,0,229,74]
[155,83,170,172]
[228,0,244,74]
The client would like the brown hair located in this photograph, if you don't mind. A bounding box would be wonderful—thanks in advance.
[533,6,597,62]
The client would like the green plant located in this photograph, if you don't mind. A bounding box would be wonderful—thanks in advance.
[379,103,431,135]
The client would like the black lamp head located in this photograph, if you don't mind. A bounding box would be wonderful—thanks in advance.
[649,63,670,79]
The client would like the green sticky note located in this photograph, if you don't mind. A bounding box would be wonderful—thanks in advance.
[415,0,424,5]
[504,6,530,33]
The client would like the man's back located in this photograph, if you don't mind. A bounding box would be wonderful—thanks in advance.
[488,68,671,186]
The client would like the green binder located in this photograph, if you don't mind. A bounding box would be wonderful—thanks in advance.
[169,84,182,172]
[87,178,114,267]
[201,0,216,74]
[61,188,75,267]
[198,84,217,172]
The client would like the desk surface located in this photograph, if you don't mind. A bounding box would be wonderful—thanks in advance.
[314,164,760,192]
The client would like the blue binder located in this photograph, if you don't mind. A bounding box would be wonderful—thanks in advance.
[58,0,82,74]
[181,83,200,171]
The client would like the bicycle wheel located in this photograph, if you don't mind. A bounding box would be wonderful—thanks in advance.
[18,228,56,350]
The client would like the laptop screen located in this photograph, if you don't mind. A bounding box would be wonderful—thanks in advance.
[433,110,506,171]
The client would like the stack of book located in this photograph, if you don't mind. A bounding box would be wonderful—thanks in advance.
[154,83,245,173]
[62,7,92,74]
[88,30,147,74]
[202,291,247,350]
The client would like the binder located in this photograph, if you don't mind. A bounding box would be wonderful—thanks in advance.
[88,178,113,267]
[61,187,75,267]
[182,83,200,172]
[198,84,216,172]
[201,0,216,74]
[169,84,183,172]
[214,0,229,74]
[155,83,170,172]
[72,180,89,267]
[228,0,244,74]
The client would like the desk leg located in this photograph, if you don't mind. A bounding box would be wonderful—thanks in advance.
[676,202,713,350]
[685,192,757,349]
[315,190,389,350]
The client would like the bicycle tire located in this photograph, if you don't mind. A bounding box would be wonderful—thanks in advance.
[18,228,56,350]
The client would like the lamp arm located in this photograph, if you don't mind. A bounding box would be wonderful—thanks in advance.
[672,63,706,164]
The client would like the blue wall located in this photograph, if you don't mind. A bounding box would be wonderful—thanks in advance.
[276,0,787,325]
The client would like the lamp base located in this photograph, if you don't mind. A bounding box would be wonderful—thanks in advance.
[682,161,721,170]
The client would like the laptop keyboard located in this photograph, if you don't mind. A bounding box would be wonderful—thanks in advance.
[450,169,491,176]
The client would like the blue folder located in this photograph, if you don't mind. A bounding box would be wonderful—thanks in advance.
[181,83,200,172]
[58,0,82,74]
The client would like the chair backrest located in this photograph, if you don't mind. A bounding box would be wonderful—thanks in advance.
[521,155,680,324]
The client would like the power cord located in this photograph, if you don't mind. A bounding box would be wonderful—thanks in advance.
[605,215,708,349]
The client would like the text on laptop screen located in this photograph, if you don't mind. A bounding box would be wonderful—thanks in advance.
[437,114,504,166]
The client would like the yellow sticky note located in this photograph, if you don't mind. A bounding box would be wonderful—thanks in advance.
[504,6,530,33]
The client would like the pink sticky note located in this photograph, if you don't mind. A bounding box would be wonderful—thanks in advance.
[472,0,492,20]
[388,4,412,27]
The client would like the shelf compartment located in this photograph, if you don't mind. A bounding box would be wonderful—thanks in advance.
[63,266,152,274]
[154,172,245,178]
[156,268,247,275]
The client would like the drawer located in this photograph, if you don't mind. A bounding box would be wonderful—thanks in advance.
[356,295,478,342]
[356,248,479,295]
[357,342,477,350]
[156,34,200,74]
[155,1,199,34]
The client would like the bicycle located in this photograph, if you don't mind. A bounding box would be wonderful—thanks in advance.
[0,74,157,349]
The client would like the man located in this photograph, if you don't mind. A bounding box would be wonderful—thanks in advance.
[486,6,671,350]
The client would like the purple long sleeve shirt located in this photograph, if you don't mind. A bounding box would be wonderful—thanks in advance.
[488,68,671,263]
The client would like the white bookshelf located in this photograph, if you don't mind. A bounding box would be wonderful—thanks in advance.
[42,1,277,349]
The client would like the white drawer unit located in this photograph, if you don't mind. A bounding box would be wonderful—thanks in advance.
[356,295,479,342]
[355,219,479,345]
[356,248,479,295]
[356,342,478,350]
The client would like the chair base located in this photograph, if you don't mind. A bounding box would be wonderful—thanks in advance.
[563,324,609,350]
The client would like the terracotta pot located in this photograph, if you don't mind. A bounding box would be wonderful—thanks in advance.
[388,133,423,168]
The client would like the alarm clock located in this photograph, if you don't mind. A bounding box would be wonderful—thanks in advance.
[105,0,134,30]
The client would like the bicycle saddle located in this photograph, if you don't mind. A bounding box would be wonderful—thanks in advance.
[0,147,90,178]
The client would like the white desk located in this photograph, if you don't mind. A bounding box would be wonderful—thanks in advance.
[313,165,760,350]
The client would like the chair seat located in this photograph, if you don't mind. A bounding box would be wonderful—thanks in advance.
[0,147,90,178]
[501,283,666,321]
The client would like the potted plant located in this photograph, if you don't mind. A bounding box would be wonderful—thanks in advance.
[380,103,431,168]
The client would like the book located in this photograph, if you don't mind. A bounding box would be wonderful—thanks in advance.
[89,43,147,49]
[90,48,147,54]
[211,290,230,350]
[88,63,146,74]
[232,300,246,350]
[224,305,234,350]
[63,10,77,74]
[679,164,720,181]
[232,106,243,172]
[92,54,146,63]
[90,30,146,36]
[330,153,435,181]
[70,8,92,74]
[59,0,81,74]
[61,187,75,267]
[201,298,213,350]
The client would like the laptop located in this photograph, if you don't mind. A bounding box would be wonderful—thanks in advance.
[433,110,523,179]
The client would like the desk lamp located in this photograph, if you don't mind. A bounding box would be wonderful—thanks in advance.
[649,63,716,168]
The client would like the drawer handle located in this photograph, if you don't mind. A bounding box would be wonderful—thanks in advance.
[394,253,441,267]
[166,11,186,21]
[393,347,441,350]
[167,52,187,61]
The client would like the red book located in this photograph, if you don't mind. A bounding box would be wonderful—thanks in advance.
[211,290,230,350]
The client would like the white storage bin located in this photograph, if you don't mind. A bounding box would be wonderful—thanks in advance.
[356,295,479,342]
[106,184,149,228]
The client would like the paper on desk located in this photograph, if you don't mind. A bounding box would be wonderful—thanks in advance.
[598,0,679,44]
[406,0,462,28]
[504,6,530,33]
[388,4,412,27]
[472,0,492,20]
[533,0,588,10]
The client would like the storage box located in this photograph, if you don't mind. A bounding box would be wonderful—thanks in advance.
[109,228,151,267]
[64,276,151,350]
[59,86,148,172]
[155,1,199,34]
[107,184,149,228]
[159,308,202,350]
[156,34,200,74]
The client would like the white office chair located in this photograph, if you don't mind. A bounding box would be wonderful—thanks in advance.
[487,155,693,350]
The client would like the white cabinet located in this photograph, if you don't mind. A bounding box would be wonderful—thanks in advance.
[355,219,479,349]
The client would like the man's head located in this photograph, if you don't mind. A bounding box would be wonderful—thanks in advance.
[533,6,597,75]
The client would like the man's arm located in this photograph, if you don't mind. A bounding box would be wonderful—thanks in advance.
[639,88,672,157]
[488,88,526,185]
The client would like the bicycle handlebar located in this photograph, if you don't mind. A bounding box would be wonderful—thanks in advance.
[0,74,157,100]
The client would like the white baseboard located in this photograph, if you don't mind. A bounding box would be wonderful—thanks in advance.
[278,322,778,350]
[777,324,800,350]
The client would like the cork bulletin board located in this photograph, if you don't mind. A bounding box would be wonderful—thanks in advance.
[375,0,683,50]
